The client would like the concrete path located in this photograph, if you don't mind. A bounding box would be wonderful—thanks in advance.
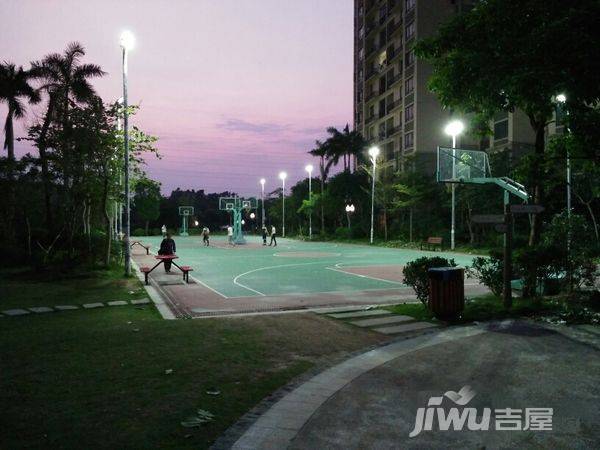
[227,320,600,449]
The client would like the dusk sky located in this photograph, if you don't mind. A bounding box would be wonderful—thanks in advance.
[1,0,353,196]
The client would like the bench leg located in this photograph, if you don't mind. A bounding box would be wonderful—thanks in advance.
[146,247,149,255]
[144,273,149,285]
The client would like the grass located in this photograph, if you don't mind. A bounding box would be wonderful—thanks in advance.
[385,294,564,324]
[0,268,386,449]
[0,266,145,309]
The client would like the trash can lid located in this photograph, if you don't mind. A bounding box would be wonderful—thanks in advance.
[428,267,463,280]
[428,267,462,272]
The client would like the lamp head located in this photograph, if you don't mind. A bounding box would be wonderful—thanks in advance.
[444,120,465,137]
[368,146,380,159]
[305,164,313,174]
[279,171,287,181]
[250,212,256,219]
[120,30,135,50]
[556,93,567,103]
[259,178,266,186]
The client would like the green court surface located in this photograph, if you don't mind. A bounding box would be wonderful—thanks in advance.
[140,236,479,299]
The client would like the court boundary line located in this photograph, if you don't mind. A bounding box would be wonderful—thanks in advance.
[224,286,411,300]
[144,247,230,299]
[325,264,406,286]
[232,261,333,297]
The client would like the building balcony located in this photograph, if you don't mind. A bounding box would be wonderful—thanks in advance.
[365,68,378,81]
[365,113,378,125]
[386,98,402,114]
[386,125,402,138]
[365,90,377,102]
[386,72,402,89]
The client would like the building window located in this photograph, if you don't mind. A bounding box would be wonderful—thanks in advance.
[405,49,415,66]
[405,103,414,122]
[494,119,509,140]
[359,48,364,60]
[405,22,415,41]
[359,27,364,39]
[404,76,414,95]
[404,131,414,148]
[405,0,415,12]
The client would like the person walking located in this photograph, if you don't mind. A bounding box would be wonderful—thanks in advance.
[161,224,167,238]
[202,227,210,246]
[261,226,268,246]
[227,225,234,246]
[158,233,176,273]
[269,225,277,247]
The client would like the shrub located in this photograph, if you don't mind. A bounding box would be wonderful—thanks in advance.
[132,228,146,236]
[403,256,457,305]
[334,227,351,240]
[466,250,503,296]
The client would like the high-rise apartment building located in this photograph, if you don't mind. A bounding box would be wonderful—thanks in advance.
[353,0,475,173]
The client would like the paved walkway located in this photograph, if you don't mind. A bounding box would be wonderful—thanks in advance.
[226,320,600,449]
[1,298,150,317]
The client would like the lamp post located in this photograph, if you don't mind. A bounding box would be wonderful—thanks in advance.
[279,171,287,237]
[120,30,134,276]
[116,97,124,239]
[259,178,266,229]
[305,164,313,239]
[556,94,571,216]
[345,204,355,229]
[368,146,380,244]
[444,119,465,251]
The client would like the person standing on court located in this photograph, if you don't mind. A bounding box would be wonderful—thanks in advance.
[261,226,268,246]
[202,227,210,246]
[227,225,234,245]
[269,225,277,247]
[161,224,167,238]
[158,233,176,273]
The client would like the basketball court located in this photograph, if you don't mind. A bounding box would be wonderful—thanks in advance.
[131,236,488,318]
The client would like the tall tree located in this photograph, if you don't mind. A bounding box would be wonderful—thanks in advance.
[0,62,40,161]
[308,140,331,234]
[133,178,162,235]
[324,125,367,173]
[30,42,105,230]
[415,0,600,247]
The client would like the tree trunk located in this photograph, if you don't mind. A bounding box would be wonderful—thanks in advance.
[4,109,16,241]
[4,108,15,161]
[38,99,55,231]
[583,199,599,242]
[145,220,149,236]
[320,157,325,234]
[383,208,388,241]
[466,201,475,244]
[409,208,413,242]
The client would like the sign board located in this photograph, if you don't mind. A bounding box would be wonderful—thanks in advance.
[472,214,505,224]
[509,204,544,214]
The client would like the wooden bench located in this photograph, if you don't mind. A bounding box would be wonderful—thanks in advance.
[420,236,443,251]
[131,241,150,255]
[180,266,193,283]
[140,266,152,285]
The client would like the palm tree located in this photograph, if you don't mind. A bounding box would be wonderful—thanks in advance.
[324,124,367,173]
[0,62,40,161]
[308,140,331,234]
[30,42,105,229]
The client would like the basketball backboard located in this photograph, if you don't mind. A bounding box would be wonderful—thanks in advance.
[436,147,491,183]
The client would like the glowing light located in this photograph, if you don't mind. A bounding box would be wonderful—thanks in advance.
[444,120,465,137]
[120,30,135,50]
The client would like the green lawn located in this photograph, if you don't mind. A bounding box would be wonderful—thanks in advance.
[0,268,386,449]
[0,267,145,310]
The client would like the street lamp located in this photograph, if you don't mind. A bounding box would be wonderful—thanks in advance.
[305,164,313,239]
[259,178,266,229]
[444,119,465,251]
[120,30,134,276]
[368,146,380,244]
[279,171,287,237]
[555,94,570,216]
[345,204,355,229]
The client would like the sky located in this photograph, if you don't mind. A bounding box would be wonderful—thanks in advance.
[0,0,353,196]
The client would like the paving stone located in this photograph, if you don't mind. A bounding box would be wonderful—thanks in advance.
[107,300,128,306]
[131,298,150,305]
[82,303,104,309]
[54,305,79,311]
[374,321,440,335]
[2,309,30,316]
[350,315,414,327]
[28,307,54,313]
[328,309,392,319]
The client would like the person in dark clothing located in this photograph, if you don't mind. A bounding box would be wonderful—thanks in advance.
[262,226,268,246]
[158,233,176,272]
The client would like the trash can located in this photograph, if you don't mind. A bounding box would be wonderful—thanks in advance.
[428,267,464,319]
